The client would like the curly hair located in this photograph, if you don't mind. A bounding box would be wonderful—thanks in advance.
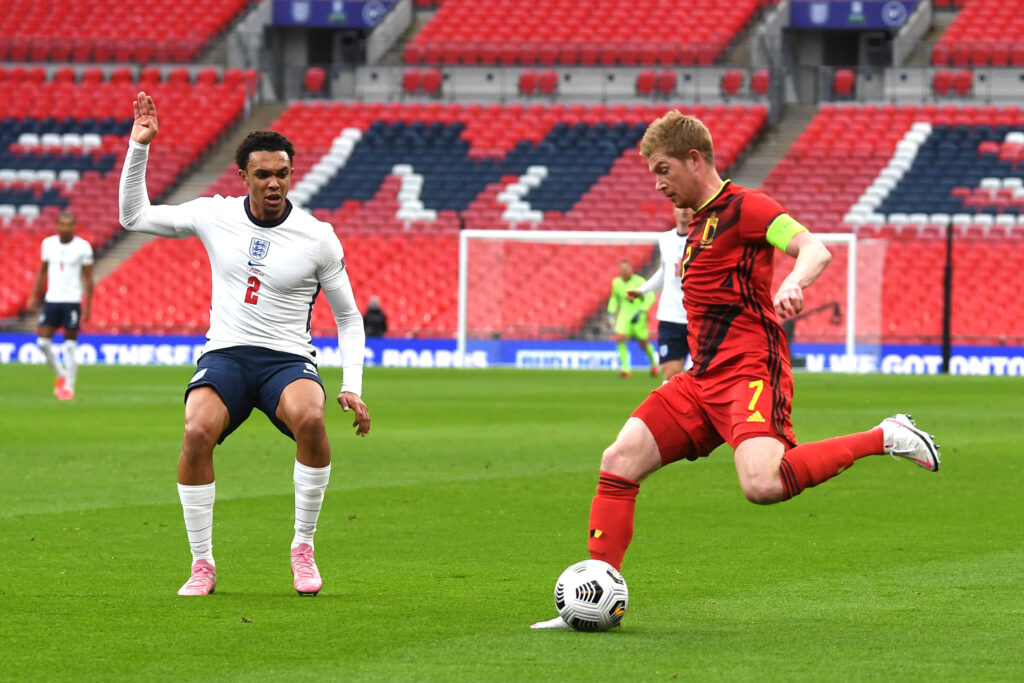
[235,131,296,170]
[639,110,715,167]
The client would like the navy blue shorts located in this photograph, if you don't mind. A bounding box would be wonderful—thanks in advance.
[185,346,325,444]
[39,302,81,331]
[657,321,689,364]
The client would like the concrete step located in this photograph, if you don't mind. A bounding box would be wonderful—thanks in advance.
[902,9,958,66]
[375,14,433,65]
[730,104,819,188]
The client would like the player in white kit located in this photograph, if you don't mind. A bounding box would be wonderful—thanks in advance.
[26,212,94,401]
[627,207,692,382]
[119,92,370,597]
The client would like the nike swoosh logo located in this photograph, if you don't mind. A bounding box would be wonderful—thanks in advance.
[248,261,264,267]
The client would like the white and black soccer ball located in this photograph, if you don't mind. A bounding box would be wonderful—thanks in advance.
[554,559,629,632]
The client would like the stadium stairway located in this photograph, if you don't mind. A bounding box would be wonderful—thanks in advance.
[900,7,958,66]
[729,103,818,188]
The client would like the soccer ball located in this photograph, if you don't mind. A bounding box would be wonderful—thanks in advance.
[554,559,629,632]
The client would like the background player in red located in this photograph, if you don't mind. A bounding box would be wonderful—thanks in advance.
[532,110,941,629]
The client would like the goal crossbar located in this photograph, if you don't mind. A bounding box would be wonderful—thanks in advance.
[456,229,856,364]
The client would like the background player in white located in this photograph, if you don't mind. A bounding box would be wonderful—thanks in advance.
[119,92,370,597]
[26,212,94,401]
[627,207,691,382]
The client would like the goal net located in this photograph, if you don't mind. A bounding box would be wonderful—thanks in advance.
[457,230,882,370]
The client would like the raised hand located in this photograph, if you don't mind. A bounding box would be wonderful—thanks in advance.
[131,92,158,145]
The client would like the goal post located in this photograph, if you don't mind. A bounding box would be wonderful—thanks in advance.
[456,229,860,367]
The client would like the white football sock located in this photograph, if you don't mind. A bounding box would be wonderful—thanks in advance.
[178,482,215,566]
[37,337,64,377]
[63,340,78,391]
[293,461,331,550]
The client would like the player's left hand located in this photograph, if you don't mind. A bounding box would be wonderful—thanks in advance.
[774,280,804,319]
[338,391,371,436]
[82,305,91,322]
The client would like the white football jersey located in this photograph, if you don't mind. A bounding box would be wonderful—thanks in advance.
[41,235,93,303]
[151,194,348,360]
[119,140,365,395]
[640,229,688,324]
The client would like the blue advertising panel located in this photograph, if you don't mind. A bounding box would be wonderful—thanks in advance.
[3,333,1024,376]
[790,1,919,30]
[272,0,397,28]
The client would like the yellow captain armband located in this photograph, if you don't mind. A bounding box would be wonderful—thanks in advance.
[765,214,808,251]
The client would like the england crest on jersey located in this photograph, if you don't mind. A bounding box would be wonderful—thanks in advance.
[249,237,270,261]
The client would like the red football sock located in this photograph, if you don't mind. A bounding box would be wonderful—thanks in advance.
[779,428,884,500]
[587,471,640,571]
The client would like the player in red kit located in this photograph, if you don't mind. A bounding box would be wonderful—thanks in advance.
[532,110,940,629]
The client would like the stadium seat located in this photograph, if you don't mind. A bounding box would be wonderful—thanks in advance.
[932,69,954,96]
[655,70,677,95]
[721,69,744,96]
[305,67,327,95]
[406,0,770,67]
[421,68,443,95]
[952,70,973,96]
[518,70,538,95]
[833,69,855,98]
[751,69,770,96]
[537,70,558,95]
[636,70,656,96]
[402,69,421,94]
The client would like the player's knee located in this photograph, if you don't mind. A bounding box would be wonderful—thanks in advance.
[288,405,326,440]
[738,474,784,505]
[600,441,639,479]
[182,418,221,454]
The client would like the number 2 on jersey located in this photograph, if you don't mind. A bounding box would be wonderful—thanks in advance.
[244,276,261,305]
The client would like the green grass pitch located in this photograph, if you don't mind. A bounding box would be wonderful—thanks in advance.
[1,365,1022,681]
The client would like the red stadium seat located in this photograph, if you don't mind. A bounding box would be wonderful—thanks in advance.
[402,69,421,94]
[636,70,656,95]
[932,69,954,96]
[304,67,326,95]
[655,70,676,95]
[537,69,558,95]
[952,69,973,96]
[518,69,538,95]
[833,69,855,97]
[751,69,770,95]
[721,69,744,96]
[421,68,443,95]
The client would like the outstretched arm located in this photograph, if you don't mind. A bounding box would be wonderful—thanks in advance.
[774,231,832,320]
[119,92,190,237]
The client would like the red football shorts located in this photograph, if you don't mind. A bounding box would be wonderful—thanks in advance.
[632,370,797,465]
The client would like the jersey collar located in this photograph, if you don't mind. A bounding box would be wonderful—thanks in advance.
[244,197,293,228]
[694,180,731,216]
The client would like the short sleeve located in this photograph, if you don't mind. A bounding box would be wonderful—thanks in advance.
[82,240,95,265]
[738,190,788,244]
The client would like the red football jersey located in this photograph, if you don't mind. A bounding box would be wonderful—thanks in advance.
[681,181,792,380]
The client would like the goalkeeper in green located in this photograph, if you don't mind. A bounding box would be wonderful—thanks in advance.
[608,259,659,377]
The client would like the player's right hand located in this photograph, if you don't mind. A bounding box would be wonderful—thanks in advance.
[131,92,158,145]
[625,289,642,302]
[338,392,371,437]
